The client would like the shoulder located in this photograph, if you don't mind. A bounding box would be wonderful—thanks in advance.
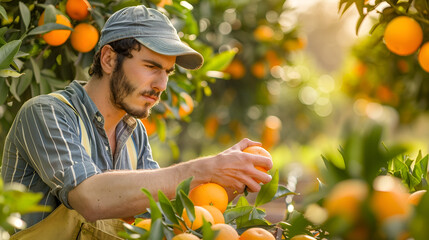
[18,94,77,121]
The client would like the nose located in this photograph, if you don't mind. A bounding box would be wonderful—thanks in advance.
[151,71,169,93]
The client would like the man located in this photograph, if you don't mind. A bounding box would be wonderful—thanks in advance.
[1,5,272,239]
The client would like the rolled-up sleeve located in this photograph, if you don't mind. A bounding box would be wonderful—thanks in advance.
[15,97,102,208]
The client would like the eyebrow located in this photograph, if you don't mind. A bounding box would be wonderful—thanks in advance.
[143,59,175,74]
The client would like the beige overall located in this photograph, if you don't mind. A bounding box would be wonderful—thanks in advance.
[10,93,138,240]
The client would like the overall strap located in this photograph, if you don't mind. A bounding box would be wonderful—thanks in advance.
[49,93,92,156]
[126,136,138,170]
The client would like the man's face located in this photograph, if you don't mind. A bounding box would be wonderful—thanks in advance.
[109,45,176,118]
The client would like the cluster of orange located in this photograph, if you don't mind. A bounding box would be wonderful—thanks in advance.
[38,0,99,53]
[383,16,429,72]
[133,146,278,239]
[323,175,427,239]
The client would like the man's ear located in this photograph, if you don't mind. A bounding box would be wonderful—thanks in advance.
[100,45,117,75]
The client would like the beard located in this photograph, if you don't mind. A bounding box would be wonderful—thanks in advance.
[109,66,160,119]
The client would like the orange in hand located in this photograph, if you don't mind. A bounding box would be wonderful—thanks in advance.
[242,145,272,173]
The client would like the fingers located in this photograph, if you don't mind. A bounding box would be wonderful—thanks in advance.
[231,138,262,151]
[244,153,273,172]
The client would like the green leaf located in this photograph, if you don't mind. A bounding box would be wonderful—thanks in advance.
[9,76,21,102]
[0,77,8,105]
[28,23,73,36]
[148,218,164,240]
[272,185,296,200]
[0,69,24,78]
[202,218,218,240]
[43,4,57,24]
[0,40,22,70]
[19,2,31,32]
[200,49,237,73]
[158,191,179,225]
[179,189,195,223]
[174,177,193,214]
[141,188,163,220]
[255,169,279,207]
[30,57,40,83]
[223,206,253,223]
[0,5,6,20]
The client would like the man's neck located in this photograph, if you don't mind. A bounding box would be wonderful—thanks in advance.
[84,77,126,136]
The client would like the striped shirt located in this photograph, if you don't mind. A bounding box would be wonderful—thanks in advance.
[1,81,159,228]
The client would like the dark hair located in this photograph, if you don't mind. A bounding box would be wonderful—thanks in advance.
[88,38,142,78]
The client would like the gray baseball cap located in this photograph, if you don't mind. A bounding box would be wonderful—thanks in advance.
[98,5,204,70]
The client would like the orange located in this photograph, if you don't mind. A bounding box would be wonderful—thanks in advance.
[182,206,214,230]
[265,50,282,68]
[384,16,423,56]
[211,223,239,240]
[224,59,245,79]
[239,227,275,240]
[134,218,151,231]
[242,146,272,173]
[201,205,225,224]
[324,179,369,222]
[370,175,411,222]
[261,115,282,150]
[251,62,266,79]
[188,183,229,213]
[204,115,219,139]
[418,42,429,72]
[66,0,91,20]
[290,235,316,240]
[177,92,194,118]
[38,12,72,46]
[70,23,99,53]
[157,0,173,8]
[283,37,307,51]
[408,189,427,206]
[172,233,200,240]
[253,25,274,42]
[141,117,157,136]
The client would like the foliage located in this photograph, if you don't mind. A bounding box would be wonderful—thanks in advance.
[290,123,429,239]
[0,178,51,238]
[0,0,237,161]
[339,0,429,123]
[118,170,295,239]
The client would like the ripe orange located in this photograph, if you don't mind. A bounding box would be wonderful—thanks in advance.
[253,25,274,42]
[324,179,369,222]
[172,233,200,240]
[177,92,194,118]
[265,50,282,68]
[38,12,72,46]
[204,116,219,139]
[182,206,214,230]
[134,218,151,231]
[211,223,239,240]
[157,0,173,8]
[242,146,272,173]
[408,189,427,206]
[290,235,316,240]
[384,16,423,56]
[224,59,245,79]
[261,115,282,150]
[370,175,411,222]
[251,62,266,79]
[283,37,307,51]
[66,0,91,20]
[70,23,99,53]
[418,42,429,72]
[201,205,225,224]
[141,117,157,136]
[188,183,229,213]
[239,227,275,240]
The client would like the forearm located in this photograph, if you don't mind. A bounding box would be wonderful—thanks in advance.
[68,160,210,222]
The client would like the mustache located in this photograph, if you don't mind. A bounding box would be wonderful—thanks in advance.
[141,89,161,99]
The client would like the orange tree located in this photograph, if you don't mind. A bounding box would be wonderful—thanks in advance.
[339,0,429,124]
[148,0,305,161]
[0,0,238,159]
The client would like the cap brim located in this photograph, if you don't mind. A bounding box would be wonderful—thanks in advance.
[135,37,204,70]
